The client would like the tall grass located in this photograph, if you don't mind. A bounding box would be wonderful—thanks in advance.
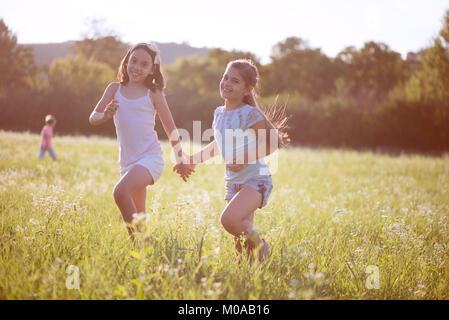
[1,130,448,299]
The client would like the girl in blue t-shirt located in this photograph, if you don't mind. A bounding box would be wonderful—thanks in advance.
[174,59,289,264]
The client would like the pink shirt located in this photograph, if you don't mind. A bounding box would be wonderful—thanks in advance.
[40,125,53,148]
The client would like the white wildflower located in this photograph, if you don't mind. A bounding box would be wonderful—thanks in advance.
[29,218,40,225]
[289,279,300,287]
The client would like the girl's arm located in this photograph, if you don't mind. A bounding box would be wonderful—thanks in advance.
[190,140,219,165]
[151,90,194,180]
[228,120,279,171]
[250,119,279,161]
[151,90,184,160]
[89,82,119,126]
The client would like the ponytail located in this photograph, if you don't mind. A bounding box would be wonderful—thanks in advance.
[243,86,290,147]
[144,63,165,93]
[259,99,291,147]
[243,92,257,107]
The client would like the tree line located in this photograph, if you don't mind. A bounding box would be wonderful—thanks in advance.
[1,12,449,153]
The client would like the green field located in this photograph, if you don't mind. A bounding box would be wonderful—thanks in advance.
[1,130,448,299]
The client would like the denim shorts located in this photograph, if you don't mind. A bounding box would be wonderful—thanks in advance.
[224,176,273,208]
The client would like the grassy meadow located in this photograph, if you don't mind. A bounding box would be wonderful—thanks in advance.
[0,130,448,299]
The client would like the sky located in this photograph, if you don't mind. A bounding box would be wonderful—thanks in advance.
[2,0,449,64]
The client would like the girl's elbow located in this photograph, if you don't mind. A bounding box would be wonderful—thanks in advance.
[89,117,99,126]
[89,112,104,126]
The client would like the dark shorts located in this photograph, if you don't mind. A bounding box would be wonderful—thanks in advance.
[224,176,273,208]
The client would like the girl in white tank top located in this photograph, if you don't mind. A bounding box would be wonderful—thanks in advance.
[89,42,194,243]
[114,83,162,168]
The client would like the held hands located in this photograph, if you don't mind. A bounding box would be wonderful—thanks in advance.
[173,152,195,182]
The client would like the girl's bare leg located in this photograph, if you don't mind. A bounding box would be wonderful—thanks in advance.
[132,187,147,213]
[221,187,264,256]
[231,206,254,254]
[113,165,154,241]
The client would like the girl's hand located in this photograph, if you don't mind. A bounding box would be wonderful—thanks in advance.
[173,163,194,182]
[179,152,196,171]
[173,153,195,182]
[104,99,119,119]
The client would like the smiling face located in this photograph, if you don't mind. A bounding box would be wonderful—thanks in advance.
[126,48,154,83]
[219,66,252,103]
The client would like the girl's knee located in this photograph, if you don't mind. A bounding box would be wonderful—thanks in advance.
[220,213,228,228]
[113,183,130,203]
[220,212,239,235]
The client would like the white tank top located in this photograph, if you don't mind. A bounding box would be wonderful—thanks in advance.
[113,84,162,167]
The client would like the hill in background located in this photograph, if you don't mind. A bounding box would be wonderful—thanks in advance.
[21,41,209,66]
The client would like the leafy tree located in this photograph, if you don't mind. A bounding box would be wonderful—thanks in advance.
[270,36,310,60]
[47,54,115,124]
[336,42,409,108]
[262,37,340,100]
[0,19,35,96]
[165,48,260,97]
[73,19,129,70]
[207,48,260,68]
[404,10,449,104]
[439,9,449,44]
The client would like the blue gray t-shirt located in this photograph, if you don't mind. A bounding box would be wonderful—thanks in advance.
[212,104,271,183]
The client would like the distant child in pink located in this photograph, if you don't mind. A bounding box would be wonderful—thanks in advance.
[39,114,57,160]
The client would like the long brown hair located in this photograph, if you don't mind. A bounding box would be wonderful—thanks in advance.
[117,42,165,92]
[226,59,290,147]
